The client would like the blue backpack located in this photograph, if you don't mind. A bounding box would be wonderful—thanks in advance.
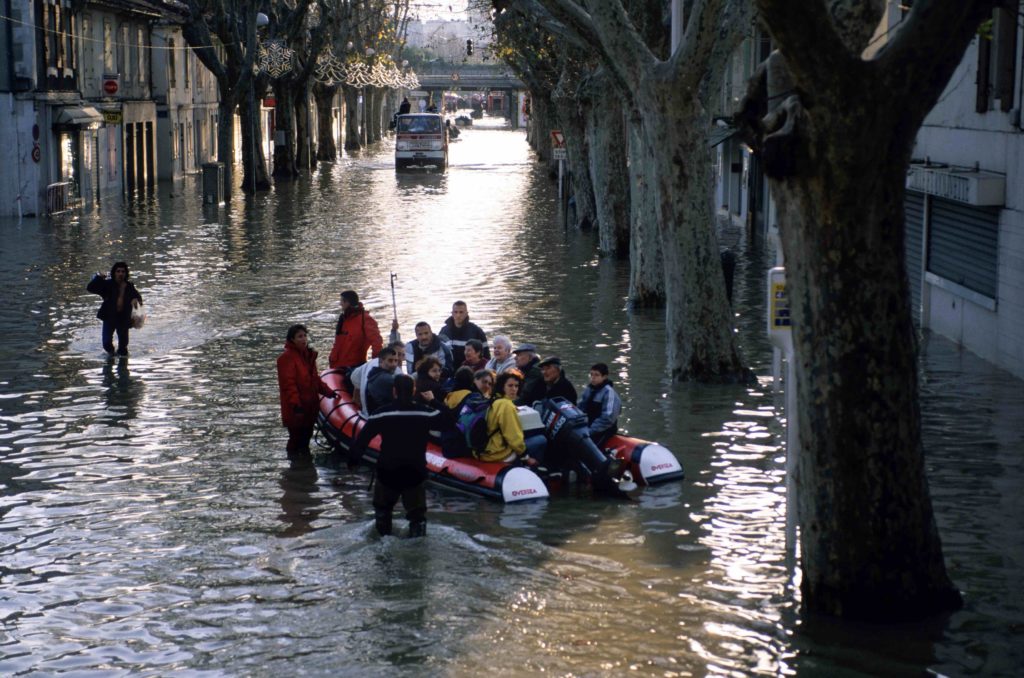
[456,393,493,454]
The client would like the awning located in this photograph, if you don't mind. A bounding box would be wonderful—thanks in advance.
[53,105,104,129]
[708,125,739,148]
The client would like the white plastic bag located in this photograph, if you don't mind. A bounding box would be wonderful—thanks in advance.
[131,304,146,329]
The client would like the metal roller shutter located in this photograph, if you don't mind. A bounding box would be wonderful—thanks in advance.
[927,197,999,299]
[904,190,925,324]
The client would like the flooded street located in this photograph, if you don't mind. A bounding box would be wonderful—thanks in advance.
[1,121,1022,676]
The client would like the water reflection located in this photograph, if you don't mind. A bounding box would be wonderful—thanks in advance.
[0,126,1020,675]
[276,468,324,537]
[100,356,144,427]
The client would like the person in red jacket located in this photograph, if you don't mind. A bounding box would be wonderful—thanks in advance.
[328,290,383,370]
[278,324,337,468]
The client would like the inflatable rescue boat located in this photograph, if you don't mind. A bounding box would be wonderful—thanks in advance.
[315,369,684,503]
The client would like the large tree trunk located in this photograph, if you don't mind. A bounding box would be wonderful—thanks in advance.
[314,84,338,161]
[553,61,597,230]
[627,116,664,306]
[586,73,630,256]
[640,83,747,381]
[744,0,1000,619]
[773,94,961,621]
[272,81,298,180]
[343,86,361,151]
[528,94,553,161]
[368,88,386,142]
[295,85,315,172]
[239,93,271,194]
[216,92,236,199]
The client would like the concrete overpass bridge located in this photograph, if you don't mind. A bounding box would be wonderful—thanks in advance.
[412,66,526,126]
[416,68,525,91]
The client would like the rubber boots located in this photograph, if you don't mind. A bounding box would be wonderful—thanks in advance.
[408,520,427,538]
[375,510,393,537]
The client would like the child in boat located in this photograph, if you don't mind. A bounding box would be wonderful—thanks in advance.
[579,362,622,447]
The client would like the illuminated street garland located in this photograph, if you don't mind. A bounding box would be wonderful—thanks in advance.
[255,39,295,78]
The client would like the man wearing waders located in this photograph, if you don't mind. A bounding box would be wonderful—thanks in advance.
[348,374,451,537]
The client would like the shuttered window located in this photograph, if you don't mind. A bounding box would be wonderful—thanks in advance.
[904,190,925,323]
[927,197,999,299]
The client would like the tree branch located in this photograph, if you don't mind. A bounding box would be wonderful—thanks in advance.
[508,0,590,51]
[677,0,754,96]
[875,0,998,125]
[754,0,853,97]
[580,0,654,88]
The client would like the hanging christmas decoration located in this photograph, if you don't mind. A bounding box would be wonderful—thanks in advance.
[256,39,295,79]
[314,51,345,86]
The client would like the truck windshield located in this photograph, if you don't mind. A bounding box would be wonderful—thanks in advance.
[398,117,442,134]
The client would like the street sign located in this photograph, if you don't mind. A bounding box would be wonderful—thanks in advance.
[552,148,567,161]
[102,73,119,96]
[102,111,122,124]
[550,129,565,148]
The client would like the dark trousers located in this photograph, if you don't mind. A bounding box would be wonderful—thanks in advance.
[373,479,426,536]
[286,425,315,467]
[101,320,130,355]
[590,426,617,450]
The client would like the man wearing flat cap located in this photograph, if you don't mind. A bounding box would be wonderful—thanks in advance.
[537,356,577,405]
[512,343,543,406]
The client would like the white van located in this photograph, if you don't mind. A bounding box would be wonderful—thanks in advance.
[395,114,448,170]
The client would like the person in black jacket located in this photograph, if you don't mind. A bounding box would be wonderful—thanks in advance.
[438,300,489,367]
[537,356,577,404]
[513,343,544,406]
[349,374,450,537]
[87,262,143,356]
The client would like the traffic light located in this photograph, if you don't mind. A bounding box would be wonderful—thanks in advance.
[466,39,473,56]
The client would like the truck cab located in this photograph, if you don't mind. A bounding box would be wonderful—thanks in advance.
[395,114,448,170]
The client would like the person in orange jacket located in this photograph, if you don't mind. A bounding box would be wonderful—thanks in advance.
[328,290,383,370]
[278,324,338,468]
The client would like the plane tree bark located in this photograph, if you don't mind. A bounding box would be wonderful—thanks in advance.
[739,0,999,619]
[552,55,597,230]
[584,68,630,256]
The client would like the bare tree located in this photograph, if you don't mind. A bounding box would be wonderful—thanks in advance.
[181,0,272,195]
[738,0,998,619]
[520,0,753,381]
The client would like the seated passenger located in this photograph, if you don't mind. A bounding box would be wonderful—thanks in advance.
[439,300,489,366]
[473,368,495,399]
[537,356,577,405]
[352,340,404,415]
[414,356,447,407]
[579,362,622,447]
[512,343,544,406]
[445,366,476,410]
[405,321,455,378]
[441,366,476,458]
[364,346,402,414]
[461,339,488,372]
[477,369,535,466]
[485,335,516,374]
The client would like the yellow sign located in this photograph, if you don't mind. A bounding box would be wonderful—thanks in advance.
[770,281,790,329]
[102,111,123,124]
